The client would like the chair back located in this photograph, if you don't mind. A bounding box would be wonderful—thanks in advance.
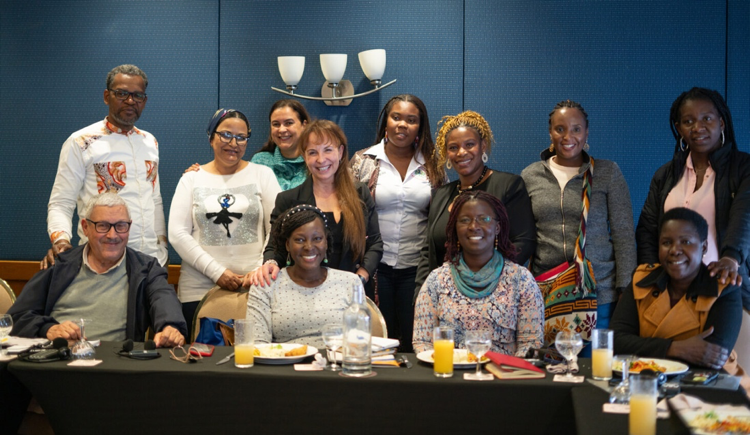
[0,278,16,314]
[191,286,249,343]
[366,296,388,338]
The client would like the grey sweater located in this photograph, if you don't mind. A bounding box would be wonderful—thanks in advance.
[521,150,636,305]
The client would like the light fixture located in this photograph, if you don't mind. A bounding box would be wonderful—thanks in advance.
[272,49,397,106]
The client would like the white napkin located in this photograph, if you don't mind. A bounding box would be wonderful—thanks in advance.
[669,393,750,414]
[371,337,399,351]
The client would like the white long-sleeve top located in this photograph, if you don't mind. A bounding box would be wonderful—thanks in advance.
[169,163,281,303]
[47,118,168,265]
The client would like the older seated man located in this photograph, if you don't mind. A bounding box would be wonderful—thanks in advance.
[9,192,186,347]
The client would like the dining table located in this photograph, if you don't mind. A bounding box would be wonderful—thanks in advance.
[5,343,749,435]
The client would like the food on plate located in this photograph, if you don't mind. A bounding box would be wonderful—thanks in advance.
[430,349,488,363]
[253,344,308,357]
[629,360,667,373]
[690,411,750,433]
[285,345,308,357]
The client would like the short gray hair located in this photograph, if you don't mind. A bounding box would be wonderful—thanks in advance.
[106,64,148,90]
[81,192,131,220]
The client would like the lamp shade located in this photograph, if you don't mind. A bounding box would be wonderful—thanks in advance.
[358,49,386,81]
[278,56,305,86]
[320,54,347,84]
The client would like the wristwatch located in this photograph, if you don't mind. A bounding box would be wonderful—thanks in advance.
[358,275,367,286]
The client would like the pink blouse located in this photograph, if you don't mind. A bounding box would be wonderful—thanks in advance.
[664,152,719,263]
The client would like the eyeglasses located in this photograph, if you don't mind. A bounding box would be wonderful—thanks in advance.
[456,215,496,227]
[108,89,147,103]
[169,346,203,363]
[216,130,251,144]
[86,219,132,233]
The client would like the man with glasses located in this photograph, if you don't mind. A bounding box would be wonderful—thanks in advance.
[10,193,186,347]
[42,64,168,269]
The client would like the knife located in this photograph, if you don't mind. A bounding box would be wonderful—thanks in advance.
[216,352,234,365]
[399,355,412,368]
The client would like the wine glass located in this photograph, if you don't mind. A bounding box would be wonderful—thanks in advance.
[70,319,95,360]
[555,330,583,378]
[321,324,344,371]
[610,354,637,404]
[465,329,493,380]
[0,314,13,357]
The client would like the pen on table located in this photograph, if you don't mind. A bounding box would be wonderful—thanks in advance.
[216,352,234,365]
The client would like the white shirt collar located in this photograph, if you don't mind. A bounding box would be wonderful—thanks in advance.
[367,139,426,167]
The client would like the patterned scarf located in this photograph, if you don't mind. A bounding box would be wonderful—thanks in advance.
[450,251,504,299]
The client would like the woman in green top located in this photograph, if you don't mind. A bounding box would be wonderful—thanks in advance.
[251,99,311,190]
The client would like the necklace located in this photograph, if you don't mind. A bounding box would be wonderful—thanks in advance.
[457,166,489,193]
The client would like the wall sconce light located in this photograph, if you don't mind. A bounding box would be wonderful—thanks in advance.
[272,49,397,106]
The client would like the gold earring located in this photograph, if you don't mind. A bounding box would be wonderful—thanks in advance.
[549,143,554,152]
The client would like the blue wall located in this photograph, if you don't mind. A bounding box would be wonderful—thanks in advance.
[0,1,747,263]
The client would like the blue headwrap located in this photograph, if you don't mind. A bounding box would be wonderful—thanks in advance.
[206,108,235,139]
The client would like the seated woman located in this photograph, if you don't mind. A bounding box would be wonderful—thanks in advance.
[611,207,742,370]
[247,205,361,348]
[413,191,544,356]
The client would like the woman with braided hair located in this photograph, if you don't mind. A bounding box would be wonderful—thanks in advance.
[414,110,536,300]
[637,87,750,307]
[521,100,636,344]
[413,191,544,355]
[247,205,361,347]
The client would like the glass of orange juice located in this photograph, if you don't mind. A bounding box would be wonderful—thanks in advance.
[433,326,454,378]
[591,329,613,380]
[234,319,254,368]
[629,375,657,435]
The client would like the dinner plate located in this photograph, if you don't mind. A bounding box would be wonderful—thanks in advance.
[677,409,750,435]
[416,349,490,369]
[253,343,318,365]
[613,357,689,375]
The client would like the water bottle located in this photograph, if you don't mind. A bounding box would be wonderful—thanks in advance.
[342,281,372,377]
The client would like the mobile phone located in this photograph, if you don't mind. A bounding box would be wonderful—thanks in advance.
[190,343,215,357]
[681,371,719,385]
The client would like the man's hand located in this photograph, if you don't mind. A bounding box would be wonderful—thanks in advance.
[667,326,730,370]
[217,269,244,291]
[245,262,280,288]
[47,321,82,342]
[40,240,73,270]
[154,326,185,348]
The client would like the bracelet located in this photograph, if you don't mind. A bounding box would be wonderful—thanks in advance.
[264,259,279,268]
[359,275,367,286]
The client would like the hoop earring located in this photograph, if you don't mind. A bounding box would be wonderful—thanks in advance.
[721,131,725,146]
[446,160,452,170]
[583,142,590,152]
[679,138,688,152]
[286,253,291,266]
[549,143,555,152]
[482,152,489,163]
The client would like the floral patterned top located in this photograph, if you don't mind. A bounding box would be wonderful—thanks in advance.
[413,260,544,356]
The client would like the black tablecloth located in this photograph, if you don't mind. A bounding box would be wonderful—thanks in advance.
[9,343,579,435]
[0,359,32,434]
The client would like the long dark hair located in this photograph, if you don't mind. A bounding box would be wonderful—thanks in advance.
[375,94,445,188]
[444,191,517,263]
[255,99,311,155]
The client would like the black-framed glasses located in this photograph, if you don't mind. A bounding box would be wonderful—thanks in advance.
[108,89,147,103]
[456,215,496,227]
[86,219,132,233]
[216,130,250,144]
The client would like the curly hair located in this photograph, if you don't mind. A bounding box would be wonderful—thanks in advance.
[548,100,589,127]
[256,99,311,155]
[271,206,332,266]
[298,119,367,263]
[375,94,445,188]
[106,64,148,89]
[434,110,495,169]
[444,191,517,263]
[660,207,708,242]
[669,87,737,153]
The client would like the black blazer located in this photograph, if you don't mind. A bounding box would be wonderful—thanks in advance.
[263,176,383,279]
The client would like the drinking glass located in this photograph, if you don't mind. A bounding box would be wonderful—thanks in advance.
[555,330,583,378]
[464,329,493,380]
[70,319,95,360]
[629,375,657,435]
[321,324,344,371]
[433,326,454,378]
[610,354,637,404]
[234,319,254,368]
[0,314,13,357]
[591,329,614,380]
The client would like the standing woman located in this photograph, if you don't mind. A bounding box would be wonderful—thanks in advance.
[169,109,281,335]
[350,94,447,351]
[251,99,310,190]
[637,88,750,300]
[249,120,383,298]
[415,110,536,297]
[521,100,635,335]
